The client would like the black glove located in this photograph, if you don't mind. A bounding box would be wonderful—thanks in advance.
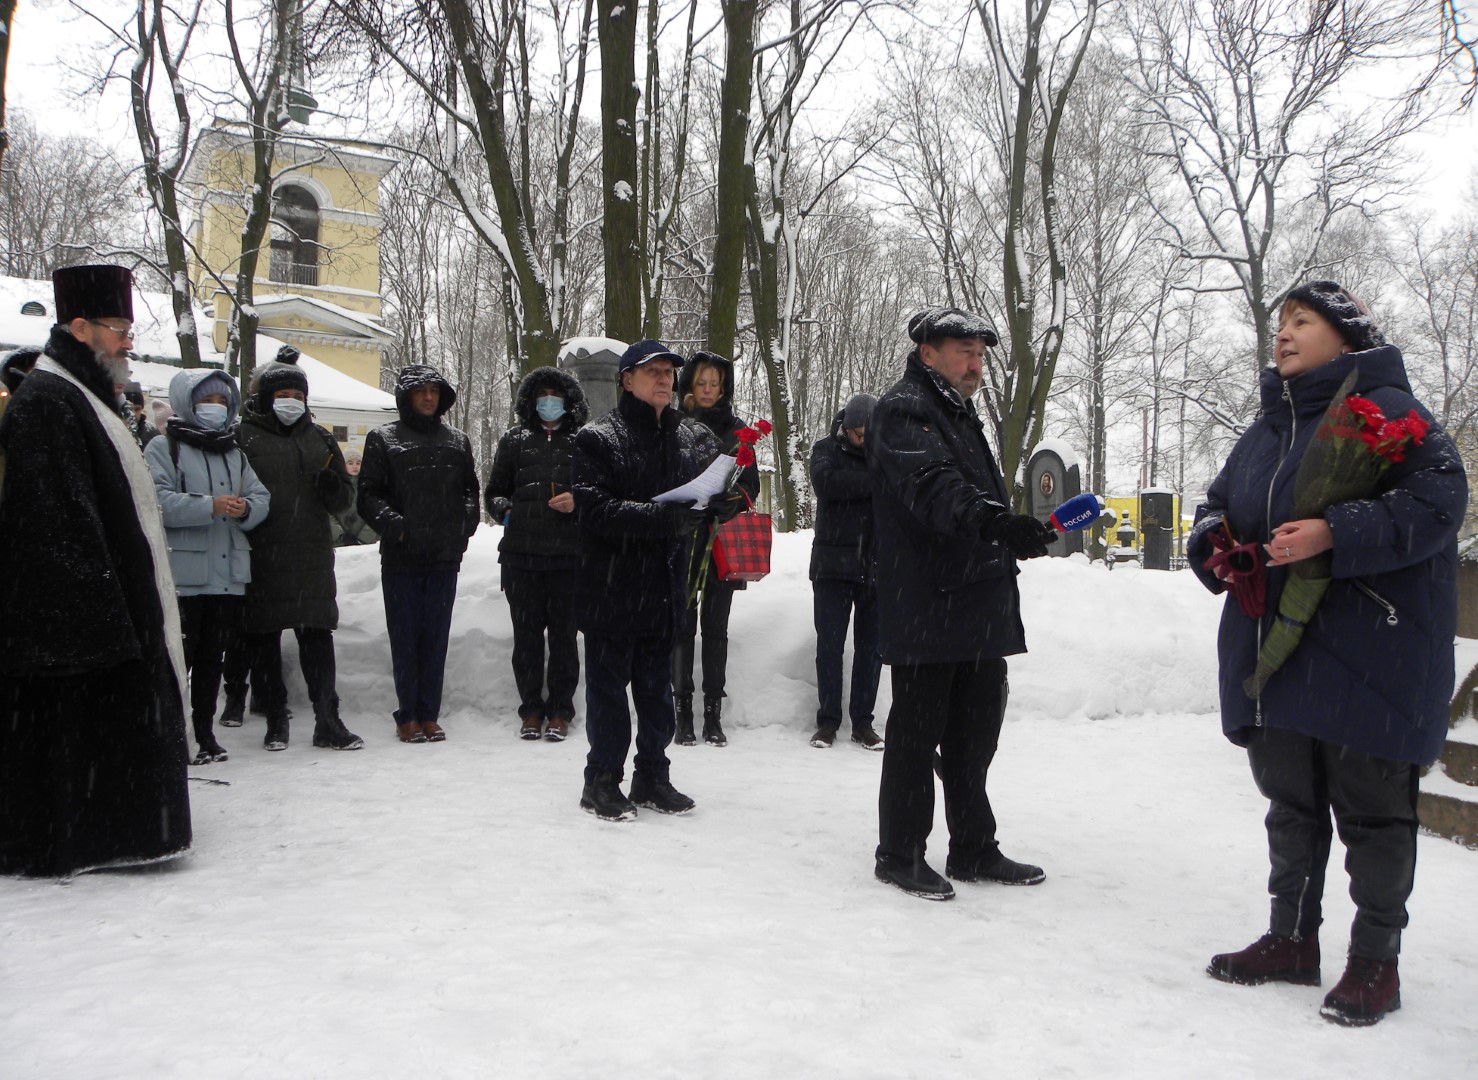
[313,468,342,502]
[668,500,709,536]
[711,491,746,525]
[983,512,1057,560]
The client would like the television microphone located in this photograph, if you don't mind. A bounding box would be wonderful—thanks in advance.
[1048,493,1103,533]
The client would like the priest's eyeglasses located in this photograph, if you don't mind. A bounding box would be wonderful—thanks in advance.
[89,320,135,340]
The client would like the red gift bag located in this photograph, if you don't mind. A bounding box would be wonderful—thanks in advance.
[711,494,772,582]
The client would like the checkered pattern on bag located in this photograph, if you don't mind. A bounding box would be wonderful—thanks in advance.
[712,511,772,581]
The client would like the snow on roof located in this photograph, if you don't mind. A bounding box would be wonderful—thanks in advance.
[0,275,394,413]
[254,292,392,339]
[0,275,206,365]
[1029,437,1082,470]
[128,344,396,413]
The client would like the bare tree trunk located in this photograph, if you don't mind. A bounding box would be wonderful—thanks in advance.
[708,0,757,357]
[977,0,1097,506]
[438,0,559,372]
[597,0,640,340]
[221,0,295,384]
[0,1,16,177]
[130,0,204,368]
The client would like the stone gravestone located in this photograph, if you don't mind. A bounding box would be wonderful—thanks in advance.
[1139,487,1176,571]
[559,336,626,418]
[1026,440,1084,557]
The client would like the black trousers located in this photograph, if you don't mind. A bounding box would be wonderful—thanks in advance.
[672,581,736,698]
[877,658,1008,865]
[1247,727,1419,960]
[583,631,675,786]
[812,578,881,730]
[241,627,337,720]
[221,628,254,700]
[177,595,241,735]
[503,566,579,721]
[383,567,459,726]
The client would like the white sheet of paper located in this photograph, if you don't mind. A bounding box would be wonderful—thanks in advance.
[653,454,736,507]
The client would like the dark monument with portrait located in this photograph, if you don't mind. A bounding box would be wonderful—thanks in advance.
[1026,441,1084,557]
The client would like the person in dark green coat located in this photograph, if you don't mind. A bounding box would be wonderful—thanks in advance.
[236,347,363,752]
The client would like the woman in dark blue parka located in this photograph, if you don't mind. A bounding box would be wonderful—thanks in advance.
[1187,281,1466,1028]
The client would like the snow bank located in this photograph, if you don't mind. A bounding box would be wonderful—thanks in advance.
[2,530,1474,1079]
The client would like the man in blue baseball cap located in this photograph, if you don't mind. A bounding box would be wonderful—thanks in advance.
[570,339,724,821]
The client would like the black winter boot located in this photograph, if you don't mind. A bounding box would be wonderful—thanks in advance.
[192,722,229,764]
[946,851,1046,886]
[580,775,637,822]
[674,693,696,746]
[702,695,727,747]
[263,713,290,752]
[629,773,696,815]
[875,852,954,901]
[312,699,364,751]
[219,692,246,728]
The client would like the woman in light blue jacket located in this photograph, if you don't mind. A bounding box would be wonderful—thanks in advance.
[146,369,270,763]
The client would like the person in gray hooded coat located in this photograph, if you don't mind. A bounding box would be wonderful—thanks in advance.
[146,368,271,764]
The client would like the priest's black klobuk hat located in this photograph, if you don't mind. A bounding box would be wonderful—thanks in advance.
[52,264,135,325]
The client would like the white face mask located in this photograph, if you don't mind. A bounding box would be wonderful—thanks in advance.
[195,402,230,430]
[272,399,306,426]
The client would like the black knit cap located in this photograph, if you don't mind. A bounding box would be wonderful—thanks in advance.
[253,344,309,407]
[52,264,134,324]
[1280,280,1385,352]
[2,347,42,392]
[907,306,999,348]
[842,393,876,429]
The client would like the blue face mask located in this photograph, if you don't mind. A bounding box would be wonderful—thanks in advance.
[195,402,230,430]
[273,399,307,426]
[536,396,566,422]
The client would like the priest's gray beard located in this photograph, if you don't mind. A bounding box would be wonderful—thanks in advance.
[97,353,131,388]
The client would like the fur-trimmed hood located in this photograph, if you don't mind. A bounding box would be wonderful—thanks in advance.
[513,366,588,429]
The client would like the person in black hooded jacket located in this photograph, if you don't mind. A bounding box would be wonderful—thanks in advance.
[671,350,757,747]
[485,366,588,742]
[358,365,480,744]
[808,392,882,749]
[237,346,363,753]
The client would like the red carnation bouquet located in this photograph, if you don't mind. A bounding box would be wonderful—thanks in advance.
[687,419,772,604]
[1242,370,1429,697]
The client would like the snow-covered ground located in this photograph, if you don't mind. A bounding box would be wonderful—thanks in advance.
[3,529,1476,1078]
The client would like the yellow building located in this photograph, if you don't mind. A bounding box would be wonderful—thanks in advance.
[1102,492,1190,554]
[183,123,396,388]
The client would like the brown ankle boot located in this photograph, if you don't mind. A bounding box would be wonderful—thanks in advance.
[1207,931,1320,986]
[1320,955,1399,1026]
[397,720,426,743]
